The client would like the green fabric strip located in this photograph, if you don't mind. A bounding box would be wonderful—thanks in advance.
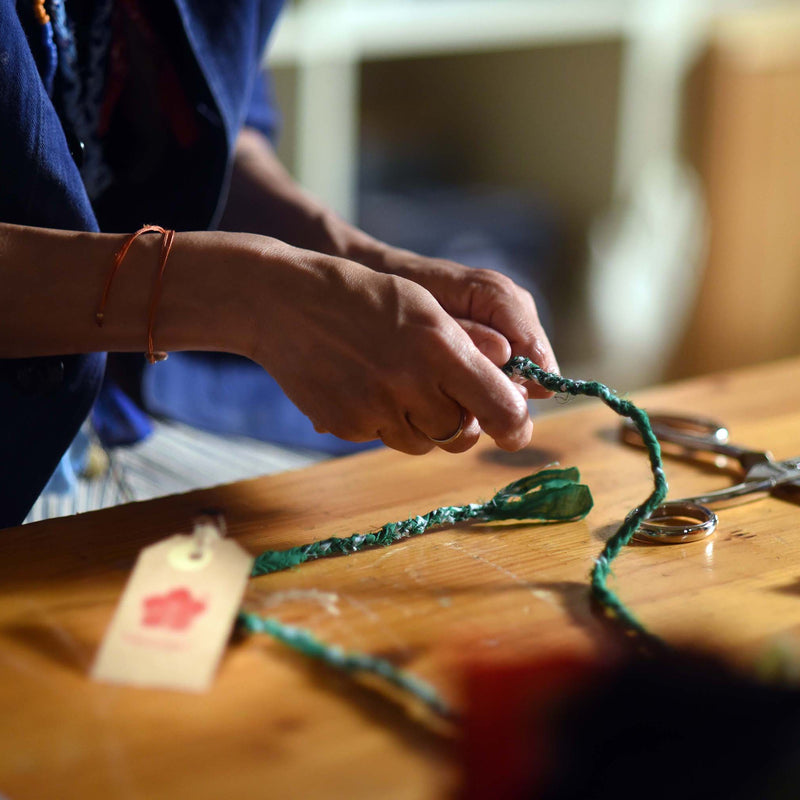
[243,356,669,716]
[251,466,592,577]
[503,356,668,643]
[238,611,453,718]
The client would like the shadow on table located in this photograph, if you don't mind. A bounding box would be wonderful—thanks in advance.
[478,446,563,470]
[239,633,458,756]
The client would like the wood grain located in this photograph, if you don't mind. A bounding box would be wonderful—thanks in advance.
[4,358,800,799]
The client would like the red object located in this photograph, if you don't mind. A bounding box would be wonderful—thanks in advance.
[100,0,200,147]
[461,653,605,800]
[141,587,206,631]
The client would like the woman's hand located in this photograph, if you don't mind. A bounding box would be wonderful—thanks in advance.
[369,246,558,399]
[221,129,557,401]
[246,241,533,455]
[0,221,539,458]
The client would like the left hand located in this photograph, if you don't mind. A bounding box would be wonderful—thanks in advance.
[370,246,558,398]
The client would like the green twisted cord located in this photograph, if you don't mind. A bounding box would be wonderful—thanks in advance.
[503,356,668,640]
[246,462,593,717]
[238,611,453,718]
[251,466,593,577]
[244,355,668,716]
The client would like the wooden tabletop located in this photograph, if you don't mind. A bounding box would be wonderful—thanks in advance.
[4,358,800,799]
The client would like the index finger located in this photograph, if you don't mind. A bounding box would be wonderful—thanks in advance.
[492,300,558,394]
[462,273,558,396]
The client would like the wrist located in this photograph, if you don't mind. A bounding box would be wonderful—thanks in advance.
[303,205,386,269]
[230,234,354,367]
[148,230,267,360]
[332,222,396,272]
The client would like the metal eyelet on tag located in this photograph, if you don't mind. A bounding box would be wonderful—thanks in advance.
[167,517,224,571]
[168,539,214,571]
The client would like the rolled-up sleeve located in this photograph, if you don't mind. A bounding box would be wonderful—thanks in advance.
[243,67,281,143]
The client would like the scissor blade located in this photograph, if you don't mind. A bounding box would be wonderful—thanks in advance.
[752,456,800,506]
[744,456,800,485]
[676,456,800,509]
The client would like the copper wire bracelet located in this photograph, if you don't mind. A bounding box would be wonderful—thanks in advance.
[96,225,175,364]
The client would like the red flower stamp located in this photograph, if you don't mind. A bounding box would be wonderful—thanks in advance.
[141,587,207,631]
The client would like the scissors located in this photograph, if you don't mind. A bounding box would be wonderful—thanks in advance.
[621,413,800,544]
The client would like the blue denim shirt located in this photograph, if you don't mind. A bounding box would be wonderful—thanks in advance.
[0,0,284,527]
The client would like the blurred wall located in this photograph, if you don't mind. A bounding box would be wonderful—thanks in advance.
[273,41,622,363]
[269,1,800,383]
[670,5,800,379]
[358,43,621,273]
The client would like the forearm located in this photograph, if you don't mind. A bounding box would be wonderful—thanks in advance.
[0,223,264,359]
[219,128,388,266]
[0,221,541,453]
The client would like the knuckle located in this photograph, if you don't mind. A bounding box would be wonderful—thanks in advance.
[502,435,530,453]
[426,323,461,353]
[491,394,530,434]
[414,299,449,330]
[503,383,529,414]
[519,287,536,307]
[472,269,514,296]
[510,397,532,427]
[403,325,466,372]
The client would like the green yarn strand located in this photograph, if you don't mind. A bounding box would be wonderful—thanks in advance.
[503,356,668,641]
[243,356,670,718]
[251,467,593,578]
[247,459,593,717]
[238,611,453,718]
[484,467,593,521]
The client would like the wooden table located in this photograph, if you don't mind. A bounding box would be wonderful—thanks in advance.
[4,358,800,799]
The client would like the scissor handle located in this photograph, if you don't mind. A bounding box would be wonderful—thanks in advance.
[621,412,771,472]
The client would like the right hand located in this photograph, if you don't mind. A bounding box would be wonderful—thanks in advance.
[246,242,533,455]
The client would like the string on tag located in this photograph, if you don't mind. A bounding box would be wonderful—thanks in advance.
[191,514,226,560]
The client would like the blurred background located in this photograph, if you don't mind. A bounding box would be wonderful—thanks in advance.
[267,0,800,390]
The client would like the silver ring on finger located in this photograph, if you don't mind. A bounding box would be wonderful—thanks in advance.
[427,409,466,445]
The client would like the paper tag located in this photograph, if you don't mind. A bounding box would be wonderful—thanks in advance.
[91,519,253,692]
